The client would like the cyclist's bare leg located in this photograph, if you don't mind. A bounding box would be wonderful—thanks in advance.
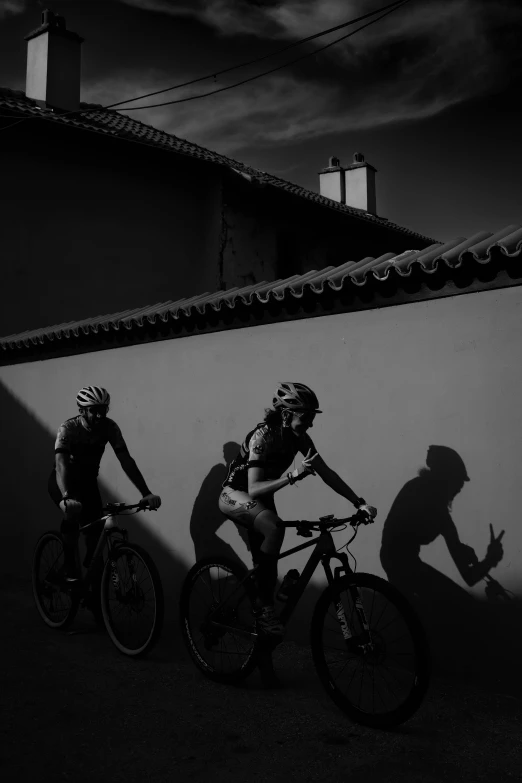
[252,509,284,609]
[218,489,285,682]
[59,500,81,581]
[250,510,286,687]
[218,489,284,609]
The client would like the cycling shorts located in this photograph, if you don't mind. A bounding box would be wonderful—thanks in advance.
[218,487,277,528]
[48,470,103,528]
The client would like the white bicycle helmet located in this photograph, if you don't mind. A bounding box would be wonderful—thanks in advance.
[272,382,321,412]
[76,386,111,408]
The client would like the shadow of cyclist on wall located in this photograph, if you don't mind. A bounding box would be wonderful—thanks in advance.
[189,442,250,567]
[380,445,506,675]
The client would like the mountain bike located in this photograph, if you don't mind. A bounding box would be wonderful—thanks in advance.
[180,510,430,729]
[32,502,164,657]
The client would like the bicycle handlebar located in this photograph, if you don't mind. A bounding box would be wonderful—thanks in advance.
[278,510,374,534]
[77,501,155,532]
[101,501,151,513]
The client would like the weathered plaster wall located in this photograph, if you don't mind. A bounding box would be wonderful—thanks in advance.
[1,286,521,671]
[0,124,223,336]
[220,181,429,290]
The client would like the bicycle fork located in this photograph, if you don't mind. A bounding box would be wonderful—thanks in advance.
[110,553,141,607]
[323,555,372,649]
[104,526,136,601]
[335,590,370,643]
[110,560,121,591]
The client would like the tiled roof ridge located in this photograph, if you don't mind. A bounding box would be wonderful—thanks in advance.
[0,86,434,242]
[78,103,426,237]
[1,225,520,351]
[77,100,272,177]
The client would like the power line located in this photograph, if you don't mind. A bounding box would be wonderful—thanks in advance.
[0,110,44,131]
[0,0,409,132]
[104,0,406,109]
[116,0,412,111]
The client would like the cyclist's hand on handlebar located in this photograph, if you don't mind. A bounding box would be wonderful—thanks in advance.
[140,493,162,511]
[358,504,377,521]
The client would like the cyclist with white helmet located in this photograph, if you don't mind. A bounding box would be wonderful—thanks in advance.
[48,386,161,581]
[219,382,377,645]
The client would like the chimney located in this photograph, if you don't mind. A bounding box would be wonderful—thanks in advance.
[319,153,377,215]
[25,10,84,112]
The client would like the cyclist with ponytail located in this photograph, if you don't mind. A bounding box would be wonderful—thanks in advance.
[219,382,377,639]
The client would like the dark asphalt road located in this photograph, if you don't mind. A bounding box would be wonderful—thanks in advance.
[1,577,521,783]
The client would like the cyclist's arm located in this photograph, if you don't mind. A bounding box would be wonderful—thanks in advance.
[108,421,152,498]
[248,465,293,499]
[54,424,76,498]
[247,428,293,498]
[310,452,365,509]
[55,452,74,497]
[443,520,494,587]
[115,451,153,497]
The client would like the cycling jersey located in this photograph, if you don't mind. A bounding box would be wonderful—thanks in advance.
[53,415,128,478]
[223,423,317,493]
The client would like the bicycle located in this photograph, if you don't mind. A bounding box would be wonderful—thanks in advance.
[32,501,164,657]
[483,574,516,603]
[180,510,430,729]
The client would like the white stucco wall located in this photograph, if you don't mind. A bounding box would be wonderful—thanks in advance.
[1,286,521,602]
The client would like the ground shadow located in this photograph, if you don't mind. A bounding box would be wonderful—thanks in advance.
[380,445,522,692]
[0,380,188,653]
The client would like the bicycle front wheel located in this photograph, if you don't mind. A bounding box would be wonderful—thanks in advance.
[32,531,79,629]
[311,573,430,729]
[100,544,164,657]
[180,556,259,683]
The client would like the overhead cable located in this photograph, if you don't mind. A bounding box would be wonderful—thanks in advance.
[116,0,411,110]
[105,0,407,109]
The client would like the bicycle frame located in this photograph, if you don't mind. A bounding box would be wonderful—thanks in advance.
[276,527,351,625]
[75,512,129,591]
[277,525,371,643]
[206,522,370,645]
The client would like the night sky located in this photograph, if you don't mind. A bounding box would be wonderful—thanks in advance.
[1,0,521,241]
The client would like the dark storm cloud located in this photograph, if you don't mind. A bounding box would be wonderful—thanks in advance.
[77,0,522,154]
[0,0,27,18]
[5,1,521,156]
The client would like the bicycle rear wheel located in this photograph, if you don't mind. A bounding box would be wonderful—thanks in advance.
[311,573,430,729]
[32,531,79,629]
[100,543,164,657]
[180,556,259,683]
